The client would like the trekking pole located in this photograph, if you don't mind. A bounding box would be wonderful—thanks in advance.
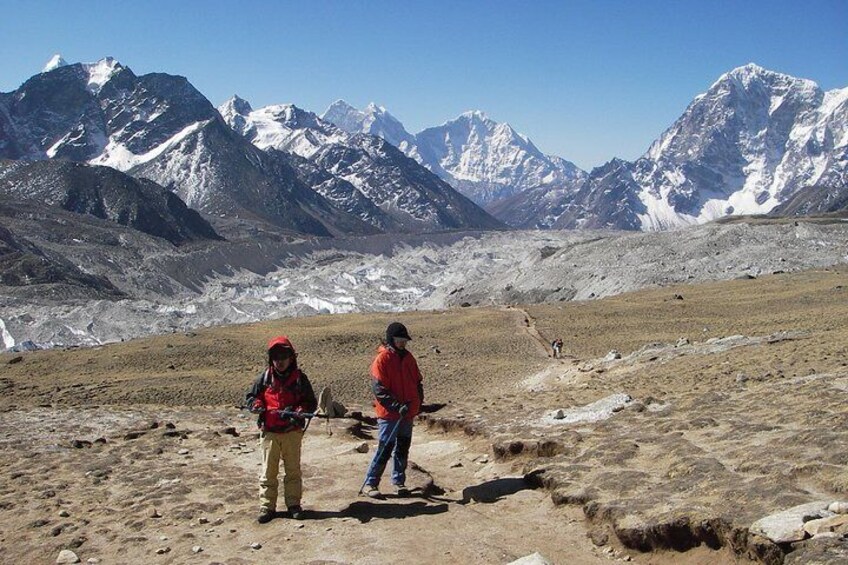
[276,409,332,435]
[358,416,404,496]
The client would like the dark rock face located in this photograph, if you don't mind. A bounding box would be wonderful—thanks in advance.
[769,184,848,217]
[552,159,646,230]
[0,211,123,299]
[0,160,221,245]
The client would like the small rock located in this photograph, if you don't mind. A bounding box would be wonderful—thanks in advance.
[159,535,168,541]
[59,510,71,518]
[86,559,100,564]
[675,337,689,347]
[603,350,621,362]
[449,461,463,468]
[156,547,171,555]
[178,448,190,455]
[829,501,848,514]
[736,373,749,384]
[56,550,80,564]
[198,516,209,524]
[804,514,848,536]
[8,355,23,364]
[192,546,203,553]
[506,552,553,565]
[149,508,162,518]
[354,442,369,453]
[553,409,565,420]
[251,542,262,550]
[589,530,609,546]
[673,293,684,300]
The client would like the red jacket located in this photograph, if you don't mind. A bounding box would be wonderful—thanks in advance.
[371,345,423,421]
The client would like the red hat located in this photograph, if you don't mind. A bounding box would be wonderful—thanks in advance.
[267,335,295,353]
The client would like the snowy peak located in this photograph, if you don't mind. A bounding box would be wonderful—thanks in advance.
[219,95,253,118]
[221,101,342,156]
[217,95,255,136]
[81,57,123,94]
[38,55,122,93]
[558,64,848,231]
[415,109,585,204]
[42,54,68,73]
[322,99,414,148]
[323,102,585,206]
[321,99,367,132]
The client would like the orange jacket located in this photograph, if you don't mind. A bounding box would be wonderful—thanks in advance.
[371,345,423,421]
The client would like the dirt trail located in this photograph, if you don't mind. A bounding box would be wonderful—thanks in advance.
[0,405,619,565]
[504,305,554,358]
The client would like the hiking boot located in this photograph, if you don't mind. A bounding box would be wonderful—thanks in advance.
[362,486,383,499]
[395,484,410,497]
[288,505,304,520]
[257,508,275,524]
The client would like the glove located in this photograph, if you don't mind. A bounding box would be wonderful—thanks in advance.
[398,402,410,417]
[250,401,265,415]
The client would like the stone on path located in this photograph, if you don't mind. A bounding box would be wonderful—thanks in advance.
[828,501,848,514]
[507,552,552,565]
[56,550,80,564]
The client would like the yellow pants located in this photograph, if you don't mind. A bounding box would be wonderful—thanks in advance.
[259,430,304,511]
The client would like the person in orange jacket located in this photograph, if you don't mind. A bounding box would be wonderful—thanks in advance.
[362,322,424,499]
[245,336,317,523]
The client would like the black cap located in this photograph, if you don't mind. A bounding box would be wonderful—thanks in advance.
[386,322,412,343]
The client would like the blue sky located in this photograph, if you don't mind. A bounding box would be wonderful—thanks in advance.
[1,0,846,170]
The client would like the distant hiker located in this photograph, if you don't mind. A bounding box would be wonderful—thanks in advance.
[362,322,424,499]
[552,338,563,358]
[245,336,317,524]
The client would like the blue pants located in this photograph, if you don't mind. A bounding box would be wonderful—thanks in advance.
[364,418,413,487]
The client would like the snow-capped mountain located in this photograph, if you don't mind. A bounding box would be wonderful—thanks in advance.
[322,100,416,151]
[553,64,848,230]
[219,97,504,232]
[0,57,390,237]
[322,103,586,207]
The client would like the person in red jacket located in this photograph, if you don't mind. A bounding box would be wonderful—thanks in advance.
[245,336,317,523]
[362,322,424,499]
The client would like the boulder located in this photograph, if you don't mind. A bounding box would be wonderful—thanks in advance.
[750,501,830,543]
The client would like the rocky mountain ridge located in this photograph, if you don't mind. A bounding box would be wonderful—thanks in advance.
[0,57,500,237]
[219,97,503,233]
[324,65,848,231]
[322,101,586,206]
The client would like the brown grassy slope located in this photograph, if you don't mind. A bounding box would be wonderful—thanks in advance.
[1,267,845,412]
[0,306,547,410]
[528,267,847,363]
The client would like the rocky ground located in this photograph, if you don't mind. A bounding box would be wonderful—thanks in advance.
[2,267,847,563]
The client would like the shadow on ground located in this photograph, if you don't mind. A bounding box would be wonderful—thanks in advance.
[459,477,535,504]
[301,501,450,523]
